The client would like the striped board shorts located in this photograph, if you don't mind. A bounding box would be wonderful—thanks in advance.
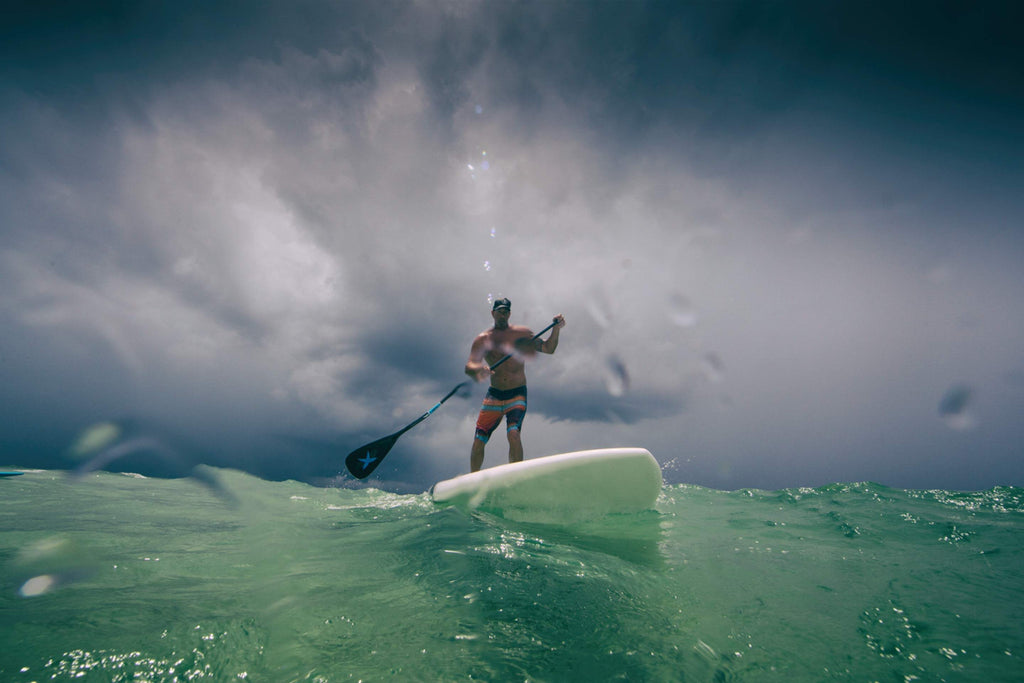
[475,386,528,443]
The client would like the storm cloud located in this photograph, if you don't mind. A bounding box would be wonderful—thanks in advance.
[1,1,1022,491]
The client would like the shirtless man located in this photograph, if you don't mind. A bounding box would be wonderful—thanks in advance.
[464,298,566,472]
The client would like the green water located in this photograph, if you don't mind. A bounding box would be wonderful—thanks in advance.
[1,469,1022,681]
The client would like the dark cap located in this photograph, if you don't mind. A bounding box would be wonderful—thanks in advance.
[492,297,511,311]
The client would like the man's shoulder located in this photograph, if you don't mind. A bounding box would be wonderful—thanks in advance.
[484,325,531,337]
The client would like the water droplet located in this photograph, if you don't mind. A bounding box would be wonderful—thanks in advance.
[467,164,475,171]
[703,353,725,382]
[15,536,99,597]
[585,289,613,328]
[70,421,122,457]
[475,105,483,114]
[490,227,497,238]
[481,161,490,170]
[20,574,57,597]
[668,292,697,327]
[939,384,975,430]
[483,260,492,272]
[603,355,630,396]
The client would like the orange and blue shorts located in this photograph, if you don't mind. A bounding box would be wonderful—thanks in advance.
[475,386,527,443]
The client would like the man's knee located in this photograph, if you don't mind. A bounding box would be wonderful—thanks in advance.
[507,428,522,444]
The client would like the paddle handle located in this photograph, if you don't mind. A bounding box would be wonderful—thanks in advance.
[488,318,560,371]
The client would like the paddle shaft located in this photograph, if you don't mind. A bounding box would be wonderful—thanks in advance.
[396,381,468,438]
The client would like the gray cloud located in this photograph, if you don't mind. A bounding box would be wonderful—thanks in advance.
[1,1,1022,491]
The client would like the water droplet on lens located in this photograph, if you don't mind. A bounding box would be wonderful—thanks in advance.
[483,260,492,272]
[668,292,697,327]
[15,536,98,597]
[70,421,122,457]
[604,355,630,397]
[703,353,725,382]
[20,574,57,597]
[585,289,613,328]
[939,384,975,430]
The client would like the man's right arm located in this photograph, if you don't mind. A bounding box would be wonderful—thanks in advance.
[465,334,493,382]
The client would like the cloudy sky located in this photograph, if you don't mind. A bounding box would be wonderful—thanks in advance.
[2,1,1021,492]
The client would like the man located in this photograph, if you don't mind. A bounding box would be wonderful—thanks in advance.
[464,298,566,472]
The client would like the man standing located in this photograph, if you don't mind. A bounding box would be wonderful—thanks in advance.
[464,298,566,472]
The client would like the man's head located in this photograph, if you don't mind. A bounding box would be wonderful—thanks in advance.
[491,297,511,328]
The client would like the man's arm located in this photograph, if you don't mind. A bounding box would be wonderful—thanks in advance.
[539,314,566,354]
[465,333,493,382]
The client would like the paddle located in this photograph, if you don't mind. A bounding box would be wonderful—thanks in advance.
[344,318,561,479]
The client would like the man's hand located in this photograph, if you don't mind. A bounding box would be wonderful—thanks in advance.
[553,314,566,329]
[465,361,493,383]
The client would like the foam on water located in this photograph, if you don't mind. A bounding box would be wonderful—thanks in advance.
[1,469,1022,681]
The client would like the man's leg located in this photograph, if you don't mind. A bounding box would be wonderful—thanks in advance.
[470,437,486,472]
[507,428,523,464]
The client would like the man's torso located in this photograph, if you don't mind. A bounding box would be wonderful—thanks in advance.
[481,325,533,390]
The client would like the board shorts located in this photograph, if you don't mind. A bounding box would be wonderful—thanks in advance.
[475,386,527,443]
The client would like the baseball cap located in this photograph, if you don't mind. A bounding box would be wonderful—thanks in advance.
[492,297,511,311]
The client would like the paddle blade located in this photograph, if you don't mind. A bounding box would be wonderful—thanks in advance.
[345,433,400,479]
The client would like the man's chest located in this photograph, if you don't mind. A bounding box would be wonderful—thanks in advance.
[487,330,528,349]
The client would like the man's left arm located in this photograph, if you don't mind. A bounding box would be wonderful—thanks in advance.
[539,314,566,354]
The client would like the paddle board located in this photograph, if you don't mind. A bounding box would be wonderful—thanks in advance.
[431,448,661,522]
[1,471,24,477]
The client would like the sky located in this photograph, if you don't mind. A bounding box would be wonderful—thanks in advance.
[1,1,1022,493]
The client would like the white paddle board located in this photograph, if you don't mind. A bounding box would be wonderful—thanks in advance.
[431,448,661,522]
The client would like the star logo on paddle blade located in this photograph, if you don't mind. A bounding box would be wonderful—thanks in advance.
[358,452,377,470]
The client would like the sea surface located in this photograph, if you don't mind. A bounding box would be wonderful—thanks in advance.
[1,468,1022,682]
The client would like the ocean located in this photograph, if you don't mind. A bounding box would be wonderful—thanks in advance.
[1,468,1022,682]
